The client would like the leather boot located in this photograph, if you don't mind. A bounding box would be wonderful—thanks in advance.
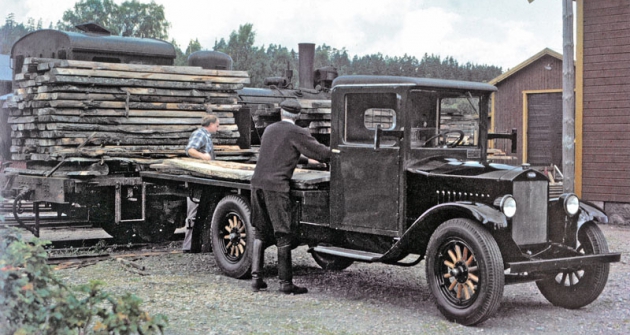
[251,239,267,291]
[277,244,307,295]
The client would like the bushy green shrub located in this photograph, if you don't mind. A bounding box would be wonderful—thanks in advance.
[0,227,168,335]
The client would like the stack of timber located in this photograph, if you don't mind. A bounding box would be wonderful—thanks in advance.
[5,57,251,162]
[251,98,331,135]
[296,99,332,135]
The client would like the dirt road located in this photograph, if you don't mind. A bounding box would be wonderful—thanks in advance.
[56,223,630,335]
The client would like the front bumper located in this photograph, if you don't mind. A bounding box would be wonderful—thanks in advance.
[508,253,621,273]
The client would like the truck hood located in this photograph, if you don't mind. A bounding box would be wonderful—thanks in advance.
[406,157,546,182]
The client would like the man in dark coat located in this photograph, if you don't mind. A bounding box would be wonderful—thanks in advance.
[250,99,331,294]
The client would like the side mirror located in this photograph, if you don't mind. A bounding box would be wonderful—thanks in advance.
[488,128,518,153]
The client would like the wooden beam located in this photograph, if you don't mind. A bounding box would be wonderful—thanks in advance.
[49,68,251,84]
[25,57,249,78]
[33,74,245,91]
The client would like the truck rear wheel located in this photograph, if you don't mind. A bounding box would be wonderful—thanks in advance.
[426,218,504,326]
[535,222,610,309]
[210,195,254,279]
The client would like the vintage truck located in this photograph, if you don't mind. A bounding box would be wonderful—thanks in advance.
[140,74,620,325]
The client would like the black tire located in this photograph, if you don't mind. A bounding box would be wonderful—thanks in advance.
[311,250,354,271]
[425,218,504,326]
[133,196,186,243]
[210,195,254,279]
[536,222,610,309]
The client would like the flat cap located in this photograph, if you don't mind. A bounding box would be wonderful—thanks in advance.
[280,99,302,114]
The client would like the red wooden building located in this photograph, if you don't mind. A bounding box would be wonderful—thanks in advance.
[489,48,564,168]
[576,0,630,222]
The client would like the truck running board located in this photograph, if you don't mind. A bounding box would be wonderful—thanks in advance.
[310,246,384,262]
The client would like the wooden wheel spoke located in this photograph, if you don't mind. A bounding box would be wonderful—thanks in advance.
[457,283,463,299]
[455,245,462,262]
[223,235,230,239]
[238,244,244,254]
[224,225,231,233]
[466,280,475,294]
[225,241,232,250]
[560,272,568,285]
[444,260,455,268]
[463,284,470,300]
[465,255,474,266]
[462,247,468,262]
[443,273,452,279]
[448,250,457,263]
[239,239,246,246]
[468,273,479,283]
[448,279,458,291]
[467,266,478,273]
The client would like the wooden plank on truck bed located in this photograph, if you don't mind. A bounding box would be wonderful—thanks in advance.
[162,158,330,185]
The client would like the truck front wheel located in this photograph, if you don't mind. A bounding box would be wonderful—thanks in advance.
[535,222,610,309]
[426,218,504,326]
[210,195,254,279]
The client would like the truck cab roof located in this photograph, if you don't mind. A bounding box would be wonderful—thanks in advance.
[332,75,497,93]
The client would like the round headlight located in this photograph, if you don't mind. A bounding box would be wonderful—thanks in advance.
[500,195,517,218]
[564,194,580,216]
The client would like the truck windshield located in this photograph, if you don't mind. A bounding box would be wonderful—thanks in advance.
[409,90,481,149]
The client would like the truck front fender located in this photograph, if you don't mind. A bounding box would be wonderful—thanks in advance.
[381,202,507,262]
[578,201,608,226]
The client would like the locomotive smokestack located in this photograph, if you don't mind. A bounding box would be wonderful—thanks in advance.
[298,43,315,89]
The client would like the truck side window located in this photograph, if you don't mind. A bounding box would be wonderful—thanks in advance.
[344,93,399,146]
[408,90,439,148]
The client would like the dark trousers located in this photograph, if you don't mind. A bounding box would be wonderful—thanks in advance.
[250,188,293,248]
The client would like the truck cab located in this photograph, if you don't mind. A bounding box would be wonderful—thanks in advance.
[329,76,494,235]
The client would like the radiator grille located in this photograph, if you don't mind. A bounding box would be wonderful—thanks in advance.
[512,180,548,245]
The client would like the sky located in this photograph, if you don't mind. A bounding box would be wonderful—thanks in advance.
[0,0,567,71]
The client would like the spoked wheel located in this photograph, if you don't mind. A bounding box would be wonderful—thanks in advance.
[426,218,504,326]
[211,195,254,279]
[536,222,610,309]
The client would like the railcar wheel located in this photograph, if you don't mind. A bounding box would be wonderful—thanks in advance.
[310,249,354,271]
[210,195,254,279]
[90,188,135,244]
[535,222,610,309]
[134,196,185,243]
[426,218,504,326]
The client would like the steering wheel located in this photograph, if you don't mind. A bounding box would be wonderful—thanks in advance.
[423,130,465,148]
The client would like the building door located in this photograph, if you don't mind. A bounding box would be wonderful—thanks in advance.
[527,92,563,167]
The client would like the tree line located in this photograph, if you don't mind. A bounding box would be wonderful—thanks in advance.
[0,0,503,88]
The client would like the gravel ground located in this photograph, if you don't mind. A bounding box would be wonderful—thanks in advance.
[56,223,630,335]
